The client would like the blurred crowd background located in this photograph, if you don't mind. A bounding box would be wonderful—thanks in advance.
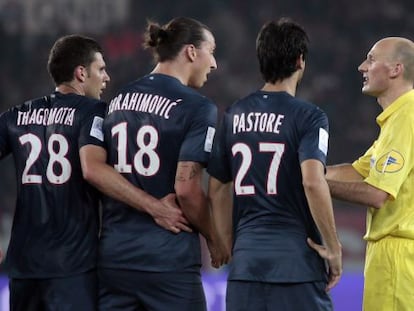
[1,0,413,276]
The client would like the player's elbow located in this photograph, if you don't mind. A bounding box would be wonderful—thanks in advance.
[176,187,196,207]
[302,177,324,194]
[175,183,204,213]
[81,163,100,186]
[370,191,389,209]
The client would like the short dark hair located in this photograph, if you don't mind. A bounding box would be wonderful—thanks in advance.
[47,34,104,85]
[143,17,210,62]
[256,18,309,83]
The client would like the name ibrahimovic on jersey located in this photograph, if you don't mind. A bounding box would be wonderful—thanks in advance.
[108,92,181,119]
[16,107,75,126]
[233,112,285,134]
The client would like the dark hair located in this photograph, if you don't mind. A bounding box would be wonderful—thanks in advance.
[143,17,210,62]
[47,34,104,85]
[256,18,309,83]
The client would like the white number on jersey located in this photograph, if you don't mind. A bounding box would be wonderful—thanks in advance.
[112,123,160,176]
[232,142,285,196]
[20,133,72,184]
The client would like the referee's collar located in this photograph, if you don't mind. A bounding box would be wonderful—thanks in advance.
[376,90,414,126]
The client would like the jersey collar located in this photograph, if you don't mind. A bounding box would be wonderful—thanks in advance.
[376,90,414,126]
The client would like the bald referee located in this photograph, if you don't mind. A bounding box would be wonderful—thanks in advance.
[325,37,414,311]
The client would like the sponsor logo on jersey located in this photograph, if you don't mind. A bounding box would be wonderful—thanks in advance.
[375,150,404,173]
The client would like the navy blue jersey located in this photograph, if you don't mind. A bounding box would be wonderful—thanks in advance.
[207,91,329,283]
[99,74,217,272]
[0,92,106,278]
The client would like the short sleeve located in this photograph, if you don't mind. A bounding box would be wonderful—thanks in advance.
[78,101,107,149]
[298,107,329,165]
[352,143,375,178]
[362,120,414,199]
[178,99,217,166]
[207,111,233,183]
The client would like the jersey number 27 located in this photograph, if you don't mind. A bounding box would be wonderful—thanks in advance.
[233,142,285,196]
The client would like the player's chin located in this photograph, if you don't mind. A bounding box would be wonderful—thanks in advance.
[98,88,106,97]
[199,75,209,87]
[93,91,102,100]
[190,80,205,89]
[361,85,369,94]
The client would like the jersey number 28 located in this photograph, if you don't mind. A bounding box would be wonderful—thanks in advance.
[20,133,71,184]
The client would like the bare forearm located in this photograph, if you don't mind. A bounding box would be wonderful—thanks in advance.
[80,145,158,215]
[85,160,158,214]
[327,179,387,208]
[302,160,341,254]
[304,181,341,254]
[175,161,213,239]
[208,178,233,251]
[326,163,363,181]
[177,189,213,239]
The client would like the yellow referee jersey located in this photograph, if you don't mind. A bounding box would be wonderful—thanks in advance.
[352,90,414,241]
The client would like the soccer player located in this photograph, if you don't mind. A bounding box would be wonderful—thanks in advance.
[0,35,110,310]
[0,34,189,311]
[326,37,414,311]
[98,17,221,310]
[207,18,342,310]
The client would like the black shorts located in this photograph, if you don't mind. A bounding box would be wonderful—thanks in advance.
[226,280,333,311]
[9,270,97,311]
[98,268,206,311]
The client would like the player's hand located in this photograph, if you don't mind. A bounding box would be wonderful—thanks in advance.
[206,238,231,268]
[0,247,3,264]
[152,193,192,234]
[307,238,342,291]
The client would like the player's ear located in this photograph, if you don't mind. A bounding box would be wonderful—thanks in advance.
[74,65,87,82]
[389,62,403,79]
[296,54,305,70]
[185,44,197,62]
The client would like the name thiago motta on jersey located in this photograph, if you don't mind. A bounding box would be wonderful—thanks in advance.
[16,107,76,126]
[108,92,181,119]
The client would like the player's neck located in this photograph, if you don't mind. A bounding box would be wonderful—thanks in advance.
[261,80,297,96]
[151,62,189,86]
[261,70,303,96]
[56,83,84,96]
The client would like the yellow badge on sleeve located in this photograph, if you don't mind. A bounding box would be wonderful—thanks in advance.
[375,150,404,173]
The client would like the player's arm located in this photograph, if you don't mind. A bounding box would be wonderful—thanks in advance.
[207,176,233,267]
[175,161,212,236]
[326,164,388,208]
[327,179,388,209]
[175,161,229,266]
[80,144,192,233]
[326,163,363,181]
[301,159,342,291]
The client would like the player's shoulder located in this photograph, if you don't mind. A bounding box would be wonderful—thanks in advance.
[283,94,318,109]
[10,95,51,113]
[60,93,106,112]
[292,97,326,117]
[67,93,103,106]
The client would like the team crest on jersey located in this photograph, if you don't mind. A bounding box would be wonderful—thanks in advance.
[375,150,404,173]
